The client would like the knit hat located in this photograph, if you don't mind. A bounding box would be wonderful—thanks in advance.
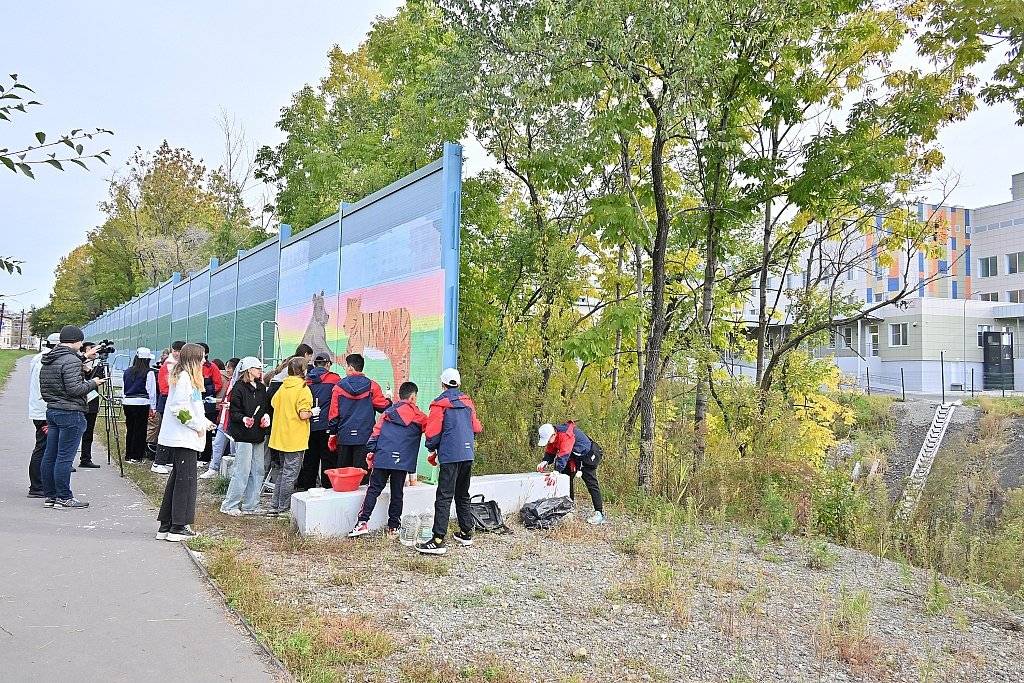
[59,325,84,343]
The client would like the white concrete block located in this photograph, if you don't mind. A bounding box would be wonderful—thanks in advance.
[292,471,571,537]
[220,455,235,478]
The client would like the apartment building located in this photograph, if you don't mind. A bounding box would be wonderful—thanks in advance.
[751,172,1024,393]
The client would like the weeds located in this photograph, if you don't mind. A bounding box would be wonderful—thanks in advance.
[398,555,450,577]
[399,659,528,683]
[819,588,879,668]
[806,540,839,570]
[924,571,951,616]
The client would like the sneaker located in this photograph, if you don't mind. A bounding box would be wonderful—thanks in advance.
[348,521,370,538]
[221,508,243,517]
[453,530,474,547]
[199,469,219,480]
[27,491,45,498]
[166,526,197,542]
[155,525,171,541]
[241,507,266,516]
[262,481,275,493]
[415,537,448,555]
[55,497,89,509]
[384,527,399,537]
[151,464,171,474]
[79,462,101,469]
[587,511,607,525]
[43,498,56,508]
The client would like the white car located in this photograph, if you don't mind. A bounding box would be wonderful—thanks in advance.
[105,353,132,400]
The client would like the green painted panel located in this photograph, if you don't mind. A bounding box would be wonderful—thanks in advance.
[234,302,276,360]
[187,314,208,343]
[207,313,234,360]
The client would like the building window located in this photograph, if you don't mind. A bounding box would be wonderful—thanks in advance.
[890,323,908,347]
[1009,290,1024,303]
[1009,251,1024,274]
[980,292,999,301]
[869,324,879,356]
[980,256,998,277]
[839,326,852,348]
[978,324,990,347]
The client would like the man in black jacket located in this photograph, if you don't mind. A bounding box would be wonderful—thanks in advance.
[77,341,105,468]
[39,326,106,509]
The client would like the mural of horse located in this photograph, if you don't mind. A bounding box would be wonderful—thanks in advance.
[343,297,411,389]
[300,291,332,360]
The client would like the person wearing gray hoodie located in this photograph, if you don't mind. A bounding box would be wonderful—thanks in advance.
[39,326,106,509]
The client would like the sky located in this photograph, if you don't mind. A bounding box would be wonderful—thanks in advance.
[1,2,1022,311]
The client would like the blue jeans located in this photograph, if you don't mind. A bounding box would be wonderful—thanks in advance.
[221,440,266,512]
[42,408,87,500]
[208,428,236,472]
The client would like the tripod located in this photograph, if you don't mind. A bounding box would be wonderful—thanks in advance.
[96,356,125,477]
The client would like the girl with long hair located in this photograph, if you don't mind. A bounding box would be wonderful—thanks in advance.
[156,343,216,541]
[122,348,155,463]
[220,357,271,515]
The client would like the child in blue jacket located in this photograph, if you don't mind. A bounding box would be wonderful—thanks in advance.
[416,368,483,555]
[348,381,427,537]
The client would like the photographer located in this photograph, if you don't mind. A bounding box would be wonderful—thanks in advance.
[39,326,107,509]
[77,341,108,469]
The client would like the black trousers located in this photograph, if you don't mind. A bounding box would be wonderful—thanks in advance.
[568,465,604,513]
[157,447,198,529]
[296,430,330,490]
[80,411,98,464]
[338,443,369,484]
[29,419,46,493]
[123,404,149,460]
[200,406,216,462]
[432,460,473,538]
[358,467,406,528]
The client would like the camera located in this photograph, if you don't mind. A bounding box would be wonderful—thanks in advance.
[95,340,116,358]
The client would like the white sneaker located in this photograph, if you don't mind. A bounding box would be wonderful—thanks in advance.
[348,521,370,538]
[151,464,171,474]
[221,508,243,517]
[199,469,219,480]
[586,511,607,525]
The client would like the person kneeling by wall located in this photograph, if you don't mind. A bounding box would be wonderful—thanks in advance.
[536,420,606,525]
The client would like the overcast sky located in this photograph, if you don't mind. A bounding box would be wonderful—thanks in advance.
[1,2,1022,310]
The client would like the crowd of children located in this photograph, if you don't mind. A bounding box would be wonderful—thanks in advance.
[140,341,605,553]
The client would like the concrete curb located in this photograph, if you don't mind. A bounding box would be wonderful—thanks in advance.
[180,544,294,682]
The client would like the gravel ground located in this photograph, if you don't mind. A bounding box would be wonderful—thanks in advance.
[199,503,1024,683]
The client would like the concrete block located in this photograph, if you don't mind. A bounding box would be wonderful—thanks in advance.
[220,455,235,478]
[292,471,571,537]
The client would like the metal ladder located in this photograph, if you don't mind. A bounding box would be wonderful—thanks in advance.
[896,402,955,523]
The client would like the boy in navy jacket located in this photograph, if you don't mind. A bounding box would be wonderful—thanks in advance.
[327,353,391,481]
[347,381,427,537]
[416,368,483,555]
[536,420,606,525]
[297,353,341,490]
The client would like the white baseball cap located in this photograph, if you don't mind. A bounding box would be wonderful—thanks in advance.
[136,347,154,360]
[236,356,263,373]
[537,423,556,447]
[440,367,461,387]
[45,333,60,347]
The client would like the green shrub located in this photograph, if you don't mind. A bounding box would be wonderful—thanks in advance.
[758,480,794,541]
[813,467,862,542]
[806,540,839,570]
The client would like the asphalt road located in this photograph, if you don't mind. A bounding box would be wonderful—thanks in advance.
[0,356,280,682]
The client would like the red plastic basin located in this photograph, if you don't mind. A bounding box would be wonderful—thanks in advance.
[324,467,366,492]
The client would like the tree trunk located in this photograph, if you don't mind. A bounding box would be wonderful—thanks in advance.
[611,244,624,395]
[691,208,717,478]
[636,127,669,492]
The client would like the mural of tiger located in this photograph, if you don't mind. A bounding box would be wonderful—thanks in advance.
[343,297,412,389]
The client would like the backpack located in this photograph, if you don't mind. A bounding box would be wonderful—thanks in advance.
[468,494,512,534]
[520,496,576,530]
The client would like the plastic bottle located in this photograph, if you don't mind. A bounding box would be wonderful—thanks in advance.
[418,512,433,542]
[399,514,419,547]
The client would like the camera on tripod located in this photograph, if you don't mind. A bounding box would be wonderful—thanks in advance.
[94,339,116,359]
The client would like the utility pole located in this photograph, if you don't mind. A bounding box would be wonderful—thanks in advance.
[19,308,25,349]
[0,302,6,349]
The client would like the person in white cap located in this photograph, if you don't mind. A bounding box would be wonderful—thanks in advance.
[536,420,606,524]
[26,333,60,497]
[416,367,484,555]
[122,348,156,463]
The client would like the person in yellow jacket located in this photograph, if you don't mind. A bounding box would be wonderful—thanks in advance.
[266,357,314,516]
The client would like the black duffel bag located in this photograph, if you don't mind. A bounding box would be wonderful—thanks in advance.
[469,494,512,534]
[520,496,575,530]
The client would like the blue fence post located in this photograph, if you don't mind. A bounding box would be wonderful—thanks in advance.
[440,141,463,368]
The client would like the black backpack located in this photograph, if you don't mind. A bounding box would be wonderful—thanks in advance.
[468,494,512,534]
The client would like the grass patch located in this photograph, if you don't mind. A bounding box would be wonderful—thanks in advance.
[819,588,882,669]
[806,540,840,570]
[397,555,450,577]
[0,349,34,391]
[208,475,231,495]
[924,571,951,616]
[206,544,395,678]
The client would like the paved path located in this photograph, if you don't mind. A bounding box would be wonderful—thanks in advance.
[0,357,280,682]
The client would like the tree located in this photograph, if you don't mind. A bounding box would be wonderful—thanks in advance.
[1,74,111,178]
[257,0,468,231]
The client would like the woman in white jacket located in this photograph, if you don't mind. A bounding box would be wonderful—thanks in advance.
[156,343,216,541]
